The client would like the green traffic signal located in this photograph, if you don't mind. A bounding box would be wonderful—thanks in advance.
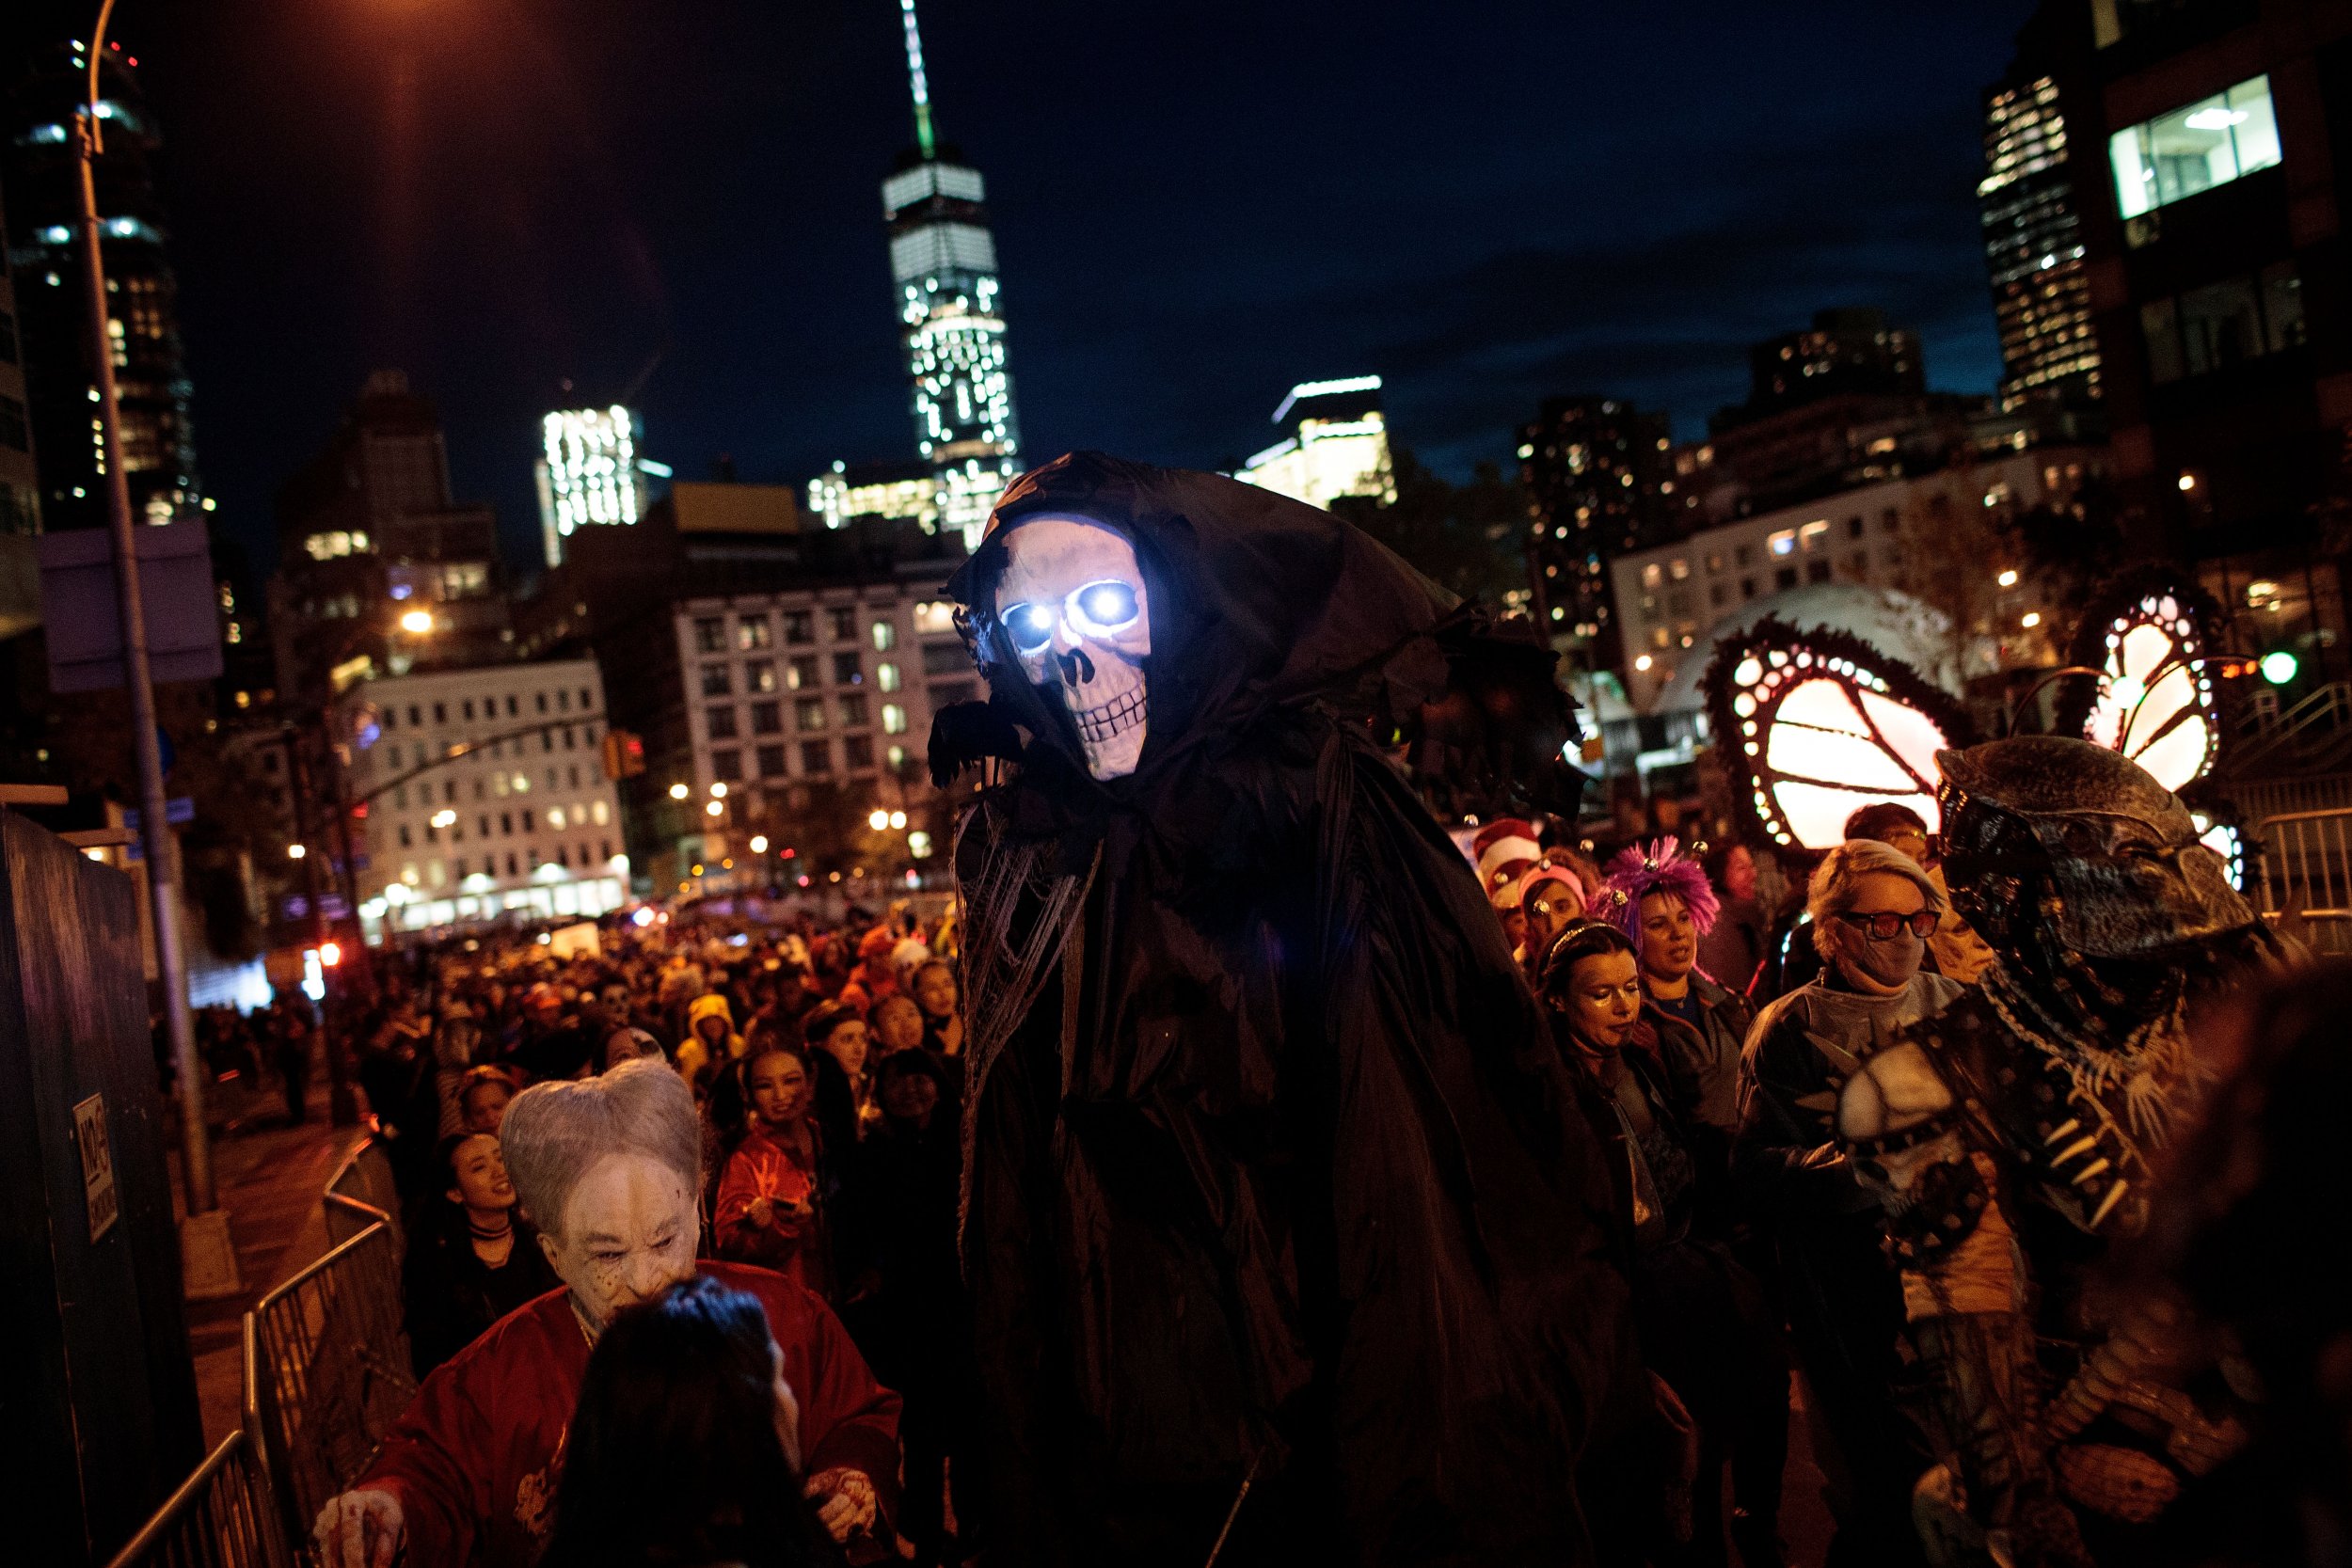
[2260,650,2299,686]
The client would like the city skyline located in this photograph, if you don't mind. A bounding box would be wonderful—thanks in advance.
[1,1,2030,579]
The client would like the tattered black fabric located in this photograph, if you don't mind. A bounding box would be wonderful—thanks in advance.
[933,453,1631,1566]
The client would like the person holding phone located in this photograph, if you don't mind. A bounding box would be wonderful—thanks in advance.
[713,1045,834,1296]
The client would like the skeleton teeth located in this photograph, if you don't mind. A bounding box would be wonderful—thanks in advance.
[1073,687,1146,743]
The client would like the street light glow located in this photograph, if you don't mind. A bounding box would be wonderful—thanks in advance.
[750,834,769,853]
[288,843,307,860]
[868,808,890,830]
[2021,611,2042,628]
[430,809,456,828]
[669,783,690,800]
[710,782,727,798]
[399,609,435,634]
[1996,569,2018,588]
[889,810,907,829]
[706,800,724,817]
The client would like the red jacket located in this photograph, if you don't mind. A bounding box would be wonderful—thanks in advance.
[357,1260,899,1567]
[713,1128,829,1294]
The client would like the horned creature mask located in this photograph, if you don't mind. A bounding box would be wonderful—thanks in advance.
[995,516,1152,780]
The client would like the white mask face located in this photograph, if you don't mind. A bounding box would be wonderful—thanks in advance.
[995,516,1152,780]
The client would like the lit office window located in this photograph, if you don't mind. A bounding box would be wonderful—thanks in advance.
[2110,76,2280,219]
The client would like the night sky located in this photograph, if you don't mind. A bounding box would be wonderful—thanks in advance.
[8,1,2037,578]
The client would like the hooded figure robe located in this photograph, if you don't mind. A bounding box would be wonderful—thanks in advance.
[932,453,1634,1567]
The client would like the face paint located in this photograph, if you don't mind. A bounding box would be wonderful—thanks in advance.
[995,516,1152,780]
[1559,950,1644,1057]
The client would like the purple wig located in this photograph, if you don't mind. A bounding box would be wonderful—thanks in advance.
[1599,836,1721,958]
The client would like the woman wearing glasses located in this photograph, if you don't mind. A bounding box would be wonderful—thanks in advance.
[1731,838,1964,1568]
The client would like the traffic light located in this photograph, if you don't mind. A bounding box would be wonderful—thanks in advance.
[601,729,647,780]
[2260,650,2300,686]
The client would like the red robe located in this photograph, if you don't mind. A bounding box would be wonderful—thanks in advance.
[357,1260,900,1567]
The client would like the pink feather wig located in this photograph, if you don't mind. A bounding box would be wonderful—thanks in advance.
[1598,836,1721,959]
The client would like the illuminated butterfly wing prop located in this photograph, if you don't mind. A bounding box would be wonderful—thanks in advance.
[2188,808,2247,892]
[1703,617,1975,850]
[2058,569,2225,794]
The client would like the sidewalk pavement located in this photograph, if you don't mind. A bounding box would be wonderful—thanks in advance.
[169,1071,370,1446]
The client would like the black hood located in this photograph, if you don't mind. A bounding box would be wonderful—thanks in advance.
[933,451,1582,816]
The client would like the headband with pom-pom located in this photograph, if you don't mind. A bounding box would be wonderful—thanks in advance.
[1600,836,1721,954]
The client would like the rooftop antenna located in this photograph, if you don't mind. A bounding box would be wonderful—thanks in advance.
[898,0,935,160]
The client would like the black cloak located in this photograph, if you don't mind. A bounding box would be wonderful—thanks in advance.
[931,453,1633,1566]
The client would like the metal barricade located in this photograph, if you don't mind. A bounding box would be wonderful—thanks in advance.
[324,1190,390,1250]
[324,1137,404,1255]
[102,1429,292,1568]
[244,1219,418,1563]
[2255,807,2352,955]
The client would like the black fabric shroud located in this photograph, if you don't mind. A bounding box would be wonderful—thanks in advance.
[932,453,1634,1566]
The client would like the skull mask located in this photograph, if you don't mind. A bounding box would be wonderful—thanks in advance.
[995,516,1152,780]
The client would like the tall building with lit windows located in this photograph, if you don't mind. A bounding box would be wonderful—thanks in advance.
[1,38,203,531]
[536,405,660,567]
[807,458,938,532]
[1979,71,2102,412]
[2034,0,2352,681]
[884,0,1020,546]
[269,372,509,701]
[337,657,629,939]
[1518,396,1677,673]
[0,182,40,544]
[1232,376,1397,510]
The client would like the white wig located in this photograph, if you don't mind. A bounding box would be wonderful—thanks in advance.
[500,1057,702,1239]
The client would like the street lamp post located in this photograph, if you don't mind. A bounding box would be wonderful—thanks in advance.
[282,722,359,1123]
[75,1,217,1229]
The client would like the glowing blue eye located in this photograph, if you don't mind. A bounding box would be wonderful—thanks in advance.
[1074,580,1138,628]
[1004,603,1055,653]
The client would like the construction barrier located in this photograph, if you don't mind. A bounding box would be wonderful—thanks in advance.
[100,1428,290,1568]
[245,1219,417,1564]
[2256,807,2352,955]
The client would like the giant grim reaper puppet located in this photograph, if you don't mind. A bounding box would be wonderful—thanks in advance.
[928,453,1631,1566]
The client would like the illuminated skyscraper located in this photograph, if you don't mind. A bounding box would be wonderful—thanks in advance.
[536,405,659,567]
[1519,396,1676,670]
[884,0,1019,546]
[1233,377,1396,510]
[2,39,203,531]
[807,458,938,532]
[1979,73,2101,411]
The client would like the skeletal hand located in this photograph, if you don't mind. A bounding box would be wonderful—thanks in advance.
[313,1489,405,1568]
[804,1466,878,1543]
